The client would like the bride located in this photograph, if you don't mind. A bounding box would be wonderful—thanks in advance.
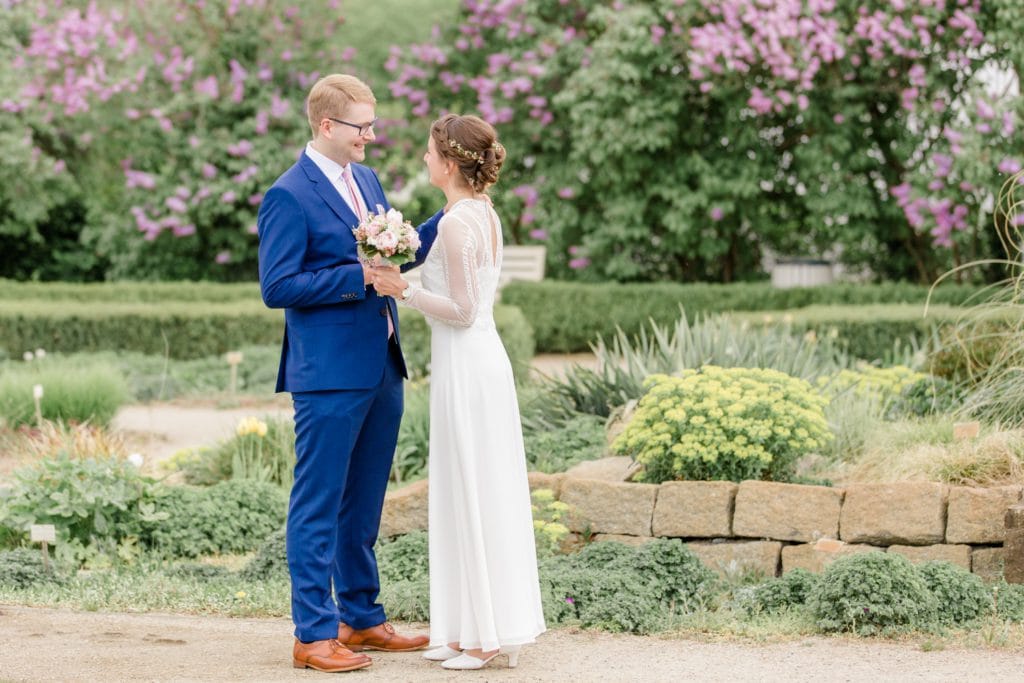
[371,113,546,670]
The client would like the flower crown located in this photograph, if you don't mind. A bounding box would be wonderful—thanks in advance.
[448,138,504,164]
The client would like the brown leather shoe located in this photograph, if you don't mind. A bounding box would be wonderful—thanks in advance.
[293,638,372,672]
[337,621,429,652]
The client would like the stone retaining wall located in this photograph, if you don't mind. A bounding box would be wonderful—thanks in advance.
[380,475,1022,581]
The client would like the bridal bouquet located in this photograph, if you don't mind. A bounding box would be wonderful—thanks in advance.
[353,205,422,266]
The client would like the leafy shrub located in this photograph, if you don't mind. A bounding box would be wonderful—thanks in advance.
[992,581,1024,622]
[240,527,287,582]
[379,578,430,622]
[541,539,719,634]
[391,382,430,485]
[809,552,939,634]
[375,532,432,621]
[915,561,991,625]
[145,480,287,558]
[0,548,64,589]
[613,367,831,483]
[376,531,429,585]
[0,357,128,427]
[524,413,607,473]
[502,281,982,353]
[746,569,819,615]
[896,376,959,417]
[0,454,164,555]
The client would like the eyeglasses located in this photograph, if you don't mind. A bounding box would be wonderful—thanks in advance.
[328,117,378,137]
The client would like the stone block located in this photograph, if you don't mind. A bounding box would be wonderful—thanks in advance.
[1006,505,1024,584]
[946,486,1022,544]
[379,479,428,538]
[652,481,736,538]
[972,547,1005,582]
[527,471,565,497]
[733,481,842,542]
[564,456,635,482]
[781,542,882,574]
[840,482,946,545]
[560,478,658,536]
[591,534,656,547]
[888,544,971,570]
[687,540,782,579]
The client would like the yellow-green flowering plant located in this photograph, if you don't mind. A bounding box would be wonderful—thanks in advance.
[612,366,831,483]
[818,364,928,403]
[531,488,571,556]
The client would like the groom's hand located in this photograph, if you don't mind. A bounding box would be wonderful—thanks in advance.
[361,256,386,286]
[371,266,406,298]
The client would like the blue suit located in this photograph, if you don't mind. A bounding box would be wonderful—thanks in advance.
[257,151,441,642]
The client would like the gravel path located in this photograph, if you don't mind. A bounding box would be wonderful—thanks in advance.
[1,605,1022,682]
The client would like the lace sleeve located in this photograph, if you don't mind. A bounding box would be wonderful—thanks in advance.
[400,212,481,327]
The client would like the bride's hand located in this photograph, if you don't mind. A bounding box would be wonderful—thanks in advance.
[371,267,407,298]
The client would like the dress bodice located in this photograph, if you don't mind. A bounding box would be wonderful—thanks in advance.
[407,198,502,330]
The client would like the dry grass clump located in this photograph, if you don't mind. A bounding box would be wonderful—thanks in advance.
[1,421,127,465]
[843,425,1024,486]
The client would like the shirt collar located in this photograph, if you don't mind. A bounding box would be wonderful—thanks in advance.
[305,142,351,181]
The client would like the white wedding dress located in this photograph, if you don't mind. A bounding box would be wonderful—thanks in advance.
[400,198,546,651]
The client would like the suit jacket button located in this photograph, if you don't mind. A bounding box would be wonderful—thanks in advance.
[380,306,388,316]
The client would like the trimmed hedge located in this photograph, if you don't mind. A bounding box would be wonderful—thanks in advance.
[0,299,534,378]
[734,304,1017,363]
[0,279,260,303]
[0,300,281,359]
[501,281,985,353]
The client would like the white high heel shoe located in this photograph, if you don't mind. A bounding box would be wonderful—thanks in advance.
[441,645,521,670]
[422,645,462,661]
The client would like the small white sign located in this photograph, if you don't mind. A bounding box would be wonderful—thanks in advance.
[30,524,56,543]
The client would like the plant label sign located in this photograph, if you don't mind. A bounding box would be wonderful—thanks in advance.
[30,524,56,543]
[953,421,980,441]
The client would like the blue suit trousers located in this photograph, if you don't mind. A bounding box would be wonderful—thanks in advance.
[287,341,404,642]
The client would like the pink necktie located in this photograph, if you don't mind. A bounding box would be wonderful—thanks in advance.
[342,166,393,338]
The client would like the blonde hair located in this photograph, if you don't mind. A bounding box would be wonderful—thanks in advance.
[306,74,376,136]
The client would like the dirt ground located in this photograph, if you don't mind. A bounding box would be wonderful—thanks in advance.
[1,605,1023,682]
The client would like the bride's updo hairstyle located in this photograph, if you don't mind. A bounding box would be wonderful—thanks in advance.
[430,114,506,193]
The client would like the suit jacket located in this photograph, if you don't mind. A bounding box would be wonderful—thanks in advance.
[257,151,441,392]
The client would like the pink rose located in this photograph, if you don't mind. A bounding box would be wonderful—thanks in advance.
[374,229,399,254]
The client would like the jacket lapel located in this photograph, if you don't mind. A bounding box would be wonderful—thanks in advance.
[299,153,358,226]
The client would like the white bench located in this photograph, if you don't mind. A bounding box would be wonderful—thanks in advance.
[402,245,546,291]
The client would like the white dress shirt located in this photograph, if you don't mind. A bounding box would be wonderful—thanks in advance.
[305,142,367,219]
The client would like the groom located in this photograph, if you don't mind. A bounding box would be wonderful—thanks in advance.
[257,74,441,673]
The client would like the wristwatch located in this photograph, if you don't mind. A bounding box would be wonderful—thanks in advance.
[400,284,412,301]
